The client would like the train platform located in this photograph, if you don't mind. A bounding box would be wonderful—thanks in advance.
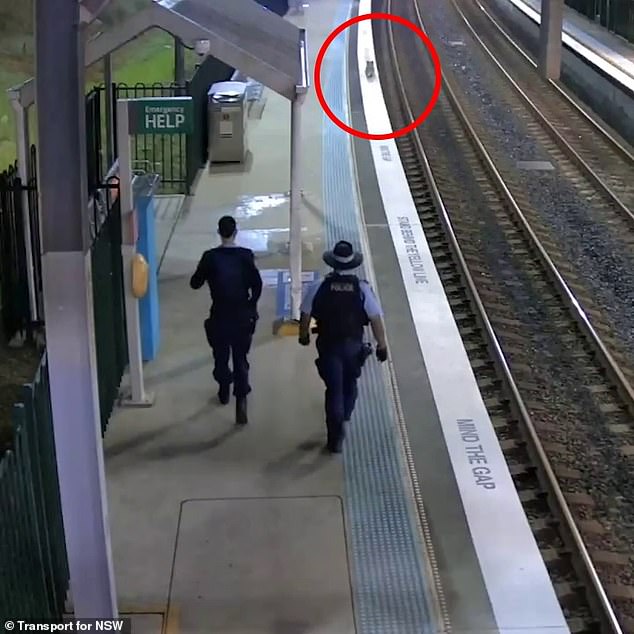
[102,0,568,632]
[506,0,634,90]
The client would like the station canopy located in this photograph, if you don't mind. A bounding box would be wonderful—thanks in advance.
[12,0,309,107]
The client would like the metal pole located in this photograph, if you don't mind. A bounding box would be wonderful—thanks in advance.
[538,0,564,80]
[117,99,154,407]
[35,0,117,617]
[174,37,186,85]
[104,54,114,167]
[289,97,303,321]
[10,97,38,323]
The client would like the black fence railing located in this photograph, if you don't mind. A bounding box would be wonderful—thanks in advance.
[107,82,190,194]
[0,184,126,618]
[0,164,39,343]
[2,160,127,436]
[95,69,234,196]
[86,88,104,197]
[0,92,128,620]
[0,355,69,622]
[90,188,128,435]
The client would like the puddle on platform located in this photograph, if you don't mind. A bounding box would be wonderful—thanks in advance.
[236,227,308,254]
[232,193,288,219]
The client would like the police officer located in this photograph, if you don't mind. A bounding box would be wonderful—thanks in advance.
[190,215,262,425]
[298,240,388,453]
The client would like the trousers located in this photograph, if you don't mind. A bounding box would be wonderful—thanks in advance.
[204,312,254,398]
[315,337,364,442]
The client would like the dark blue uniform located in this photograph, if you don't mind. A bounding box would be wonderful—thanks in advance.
[190,245,262,398]
[302,273,382,448]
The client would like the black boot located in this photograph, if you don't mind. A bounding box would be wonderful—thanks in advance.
[325,421,344,454]
[218,383,230,405]
[236,397,248,425]
[326,436,344,454]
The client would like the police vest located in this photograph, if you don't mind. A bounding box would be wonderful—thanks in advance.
[312,274,369,341]
[208,247,253,311]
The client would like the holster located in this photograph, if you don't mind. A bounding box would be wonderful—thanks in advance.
[357,342,373,368]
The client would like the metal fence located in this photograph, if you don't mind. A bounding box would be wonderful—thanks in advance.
[108,82,190,194]
[77,154,129,434]
[0,355,69,622]
[0,180,124,618]
[90,188,128,435]
[0,186,125,619]
[100,71,234,195]
[86,88,105,196]
[0,163,40,343]
[566,0,634,43]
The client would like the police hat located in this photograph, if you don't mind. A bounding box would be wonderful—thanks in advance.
[323,240,363,270]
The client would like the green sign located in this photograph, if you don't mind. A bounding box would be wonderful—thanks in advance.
[128,97,193,135]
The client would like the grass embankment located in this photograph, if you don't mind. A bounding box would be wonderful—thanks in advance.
[1,0,196,450]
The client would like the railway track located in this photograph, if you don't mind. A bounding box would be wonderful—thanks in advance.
[374,0,634,631]
[440,0,634,387]
[454,0,634,220]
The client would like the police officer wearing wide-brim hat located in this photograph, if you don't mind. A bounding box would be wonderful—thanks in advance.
[190,215,263,425]
[299,240,388,453]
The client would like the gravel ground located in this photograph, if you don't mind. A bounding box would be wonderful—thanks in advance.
[0,338,40,453]
[406,0,634,368]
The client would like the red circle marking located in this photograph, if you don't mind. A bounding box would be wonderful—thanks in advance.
[314,12,442,140]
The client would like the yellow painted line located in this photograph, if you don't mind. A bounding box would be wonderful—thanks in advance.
[64,607,166,616]
[272,318,317,337]
[272,319,300,336]
[164,605,180,634]
[118,605,166,615]
[120,611,165,617]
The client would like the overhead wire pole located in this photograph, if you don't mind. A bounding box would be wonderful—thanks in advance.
[35,0,118,617]
[539,0,565,80]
